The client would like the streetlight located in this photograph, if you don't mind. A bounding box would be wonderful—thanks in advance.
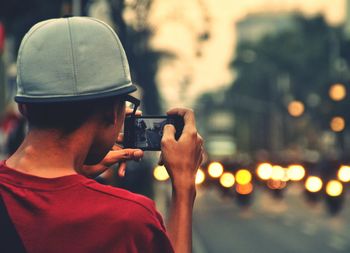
[153,165,169,181]
[326,180,343,197]
[338,165,350,182]
[287,165,305,181]
[271,165,286,181]
[287,100,304,117]
[256,163,273,180]
[208,162,224,178]
[219,172,235,188]
[330,116,345,132]
[236,183,253,195]
[305,176,323,193]
[329,83,346,101]
[236,169,252,185]
[195,168,206,185]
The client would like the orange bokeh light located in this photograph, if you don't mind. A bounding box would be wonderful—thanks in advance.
[236,183,253,195]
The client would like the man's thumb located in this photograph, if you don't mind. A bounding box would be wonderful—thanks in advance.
[162,124,176,139]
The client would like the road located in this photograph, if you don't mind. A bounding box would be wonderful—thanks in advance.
[192,185,350,253]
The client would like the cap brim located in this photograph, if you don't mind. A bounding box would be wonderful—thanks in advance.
[15,84,137,103]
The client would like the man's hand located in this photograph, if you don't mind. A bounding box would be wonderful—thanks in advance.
[81,106,144,179]
[160,108,204,253]
[160,108,204,191]
[81,144,143,178]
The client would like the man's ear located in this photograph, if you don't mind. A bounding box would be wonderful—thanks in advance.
[101,106,116,126]
[18,104,28,117]
[115,101,126,127]
[114,109,118,126]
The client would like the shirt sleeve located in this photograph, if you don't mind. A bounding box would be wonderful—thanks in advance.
[146,220,175,253]
[130,200,175,253]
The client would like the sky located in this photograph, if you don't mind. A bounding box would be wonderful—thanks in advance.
[147,0,346,108]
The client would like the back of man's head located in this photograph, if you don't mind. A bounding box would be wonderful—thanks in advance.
[23,97,121,133]
[15,17,136,132]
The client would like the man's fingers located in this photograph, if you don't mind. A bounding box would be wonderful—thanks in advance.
[117,149,144,178]
[162,124,176,143]
[167,108,196,134]
[126,108,142,116]
[119,149,144,160]
[118,162,127,177]
[103,148,144,166]
[116,133,124,144]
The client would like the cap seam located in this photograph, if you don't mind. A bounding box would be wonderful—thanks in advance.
[18,20,56,94]
[14,84,136,103]
[87,18,129,81]
[16,82,133,98]
[67,18,79,95]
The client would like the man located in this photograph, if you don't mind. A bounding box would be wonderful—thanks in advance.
[0,17,203,253]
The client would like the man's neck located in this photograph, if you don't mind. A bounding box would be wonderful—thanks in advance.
[5,128,91,178]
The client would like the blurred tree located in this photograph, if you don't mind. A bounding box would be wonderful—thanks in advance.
[198,14,350,156]
[109,0,172,114]
[232,14,350,154]
[0,0,92,52]
[232,15,335,112]
[0,0,66,53]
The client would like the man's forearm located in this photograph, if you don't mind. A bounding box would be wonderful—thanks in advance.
[167,186,196,253]
[160,108,203,253]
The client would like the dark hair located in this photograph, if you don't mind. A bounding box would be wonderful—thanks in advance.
[24,96,123,133]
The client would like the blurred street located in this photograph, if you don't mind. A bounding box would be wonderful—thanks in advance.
[192,186,350,253]
[3,0,350,252]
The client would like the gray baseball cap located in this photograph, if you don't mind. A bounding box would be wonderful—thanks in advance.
[15,17,137,103]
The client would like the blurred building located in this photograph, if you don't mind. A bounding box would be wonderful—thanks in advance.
[344,0,350,38]
[234,13,299,154]
[236,13,297,43]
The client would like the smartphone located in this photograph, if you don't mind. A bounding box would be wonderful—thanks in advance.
[123,115,184,151]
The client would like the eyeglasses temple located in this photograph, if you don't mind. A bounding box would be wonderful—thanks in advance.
[125,95,140,117]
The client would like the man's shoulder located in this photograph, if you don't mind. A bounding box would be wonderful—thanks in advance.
[81,178,157,217]
[80,180,173,252]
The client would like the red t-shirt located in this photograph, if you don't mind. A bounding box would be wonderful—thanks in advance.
[0,161,174,253]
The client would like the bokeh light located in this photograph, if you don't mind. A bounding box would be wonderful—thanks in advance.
[271,166,285,181]
[236,169,252,185]
[219,172,235,188]
[287,165,305,181]
[208,162,224,178]
[330,116,345,132]
[305,176,323,193]
[267,180,287,190]
[256,163,273,180]
[195,168,206,185]
[236,183,253,195]
[153,165,169,181]
[338,165,350,183]
[288,100,304,117]
[326,180,343,197]
[329,83,346,101]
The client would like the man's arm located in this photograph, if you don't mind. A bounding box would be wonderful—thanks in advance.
[161,108,203,253]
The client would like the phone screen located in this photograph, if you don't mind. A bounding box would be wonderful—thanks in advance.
[123,116,184,151]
